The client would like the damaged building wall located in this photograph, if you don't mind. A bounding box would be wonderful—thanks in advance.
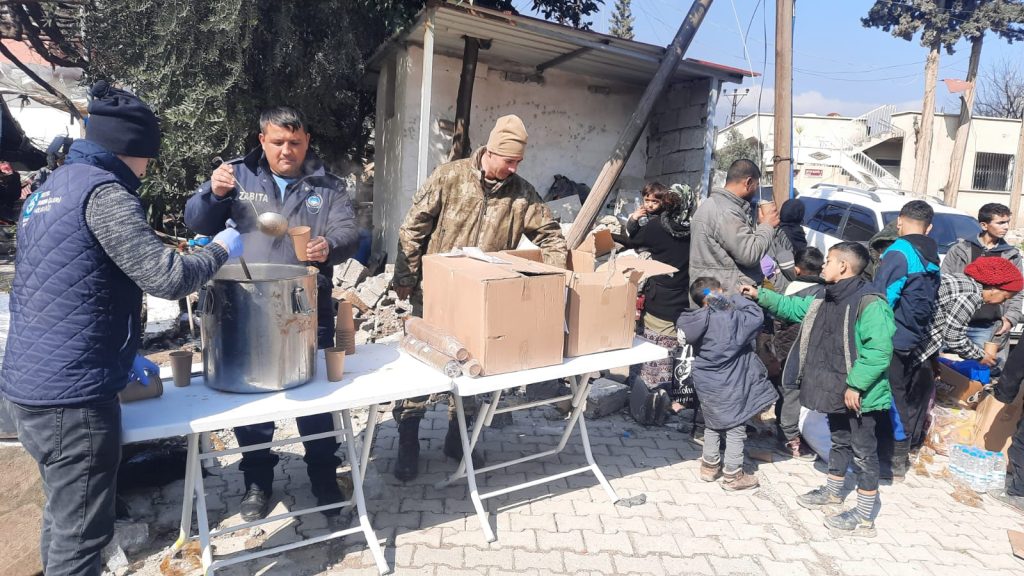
[372,45,663,263]
[644,78,714,195]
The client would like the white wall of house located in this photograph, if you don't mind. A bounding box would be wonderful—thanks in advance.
[372,45,659,262]
[719,111,1023,214]
[891,112,1022,215]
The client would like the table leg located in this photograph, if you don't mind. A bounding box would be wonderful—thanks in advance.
[340,409,390,574]
[172,433,200,554]
[441,390,500,486]
[454,393,495,542]
[191,443,214,574]
[557,373,619,502]
[359,403,380,484]
[577,402,619,503]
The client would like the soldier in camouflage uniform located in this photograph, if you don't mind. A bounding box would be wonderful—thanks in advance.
[391,114,567,481]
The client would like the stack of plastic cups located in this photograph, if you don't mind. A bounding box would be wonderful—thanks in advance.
[335,300,357,356]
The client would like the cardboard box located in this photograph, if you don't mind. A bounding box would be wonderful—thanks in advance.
[936,362,985,409]
[568,229,620,272]
[422,252,566,376]
[971,384,1024,453]
[564,256,677,357]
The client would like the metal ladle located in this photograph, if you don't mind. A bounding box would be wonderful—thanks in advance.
[211,156,289,237]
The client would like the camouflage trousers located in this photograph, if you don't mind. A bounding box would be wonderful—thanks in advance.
[392,393,479,423]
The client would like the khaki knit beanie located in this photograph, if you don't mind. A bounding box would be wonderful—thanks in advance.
[486,115,528,157]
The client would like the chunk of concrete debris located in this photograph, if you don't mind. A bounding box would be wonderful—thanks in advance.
[333,258,367,289]
[357,275,391,308]
[584,378,629,419]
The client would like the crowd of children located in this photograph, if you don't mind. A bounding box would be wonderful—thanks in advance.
[629,166,1024,535]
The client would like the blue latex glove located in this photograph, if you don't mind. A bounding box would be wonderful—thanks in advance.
[128,354,159,385]
[212,227,243,258]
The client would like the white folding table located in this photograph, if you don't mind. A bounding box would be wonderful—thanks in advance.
[441,338,669,542]
[121,344,452,576]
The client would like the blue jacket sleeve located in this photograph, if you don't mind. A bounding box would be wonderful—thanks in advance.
[731,294,765,346]
[871,250,909,308]
[185,180,235,236]
[323,183,359,266]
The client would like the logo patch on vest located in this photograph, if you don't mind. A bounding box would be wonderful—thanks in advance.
[21,190,62,225]
[306,193,323,215]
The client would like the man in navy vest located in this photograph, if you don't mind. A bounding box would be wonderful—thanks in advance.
[1,81,242,576]
[185,107,359,521]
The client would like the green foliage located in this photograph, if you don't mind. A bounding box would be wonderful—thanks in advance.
[79,0,611,230]
[532,0,604,29]
[85,0,412,231]
[609,0,635,39]
[714,130,759,172]
[862,0,1024,52]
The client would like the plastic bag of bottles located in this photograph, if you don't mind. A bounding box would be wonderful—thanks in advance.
[949,444,1008,493]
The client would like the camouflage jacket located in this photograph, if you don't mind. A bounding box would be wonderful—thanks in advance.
[394,147,567,287]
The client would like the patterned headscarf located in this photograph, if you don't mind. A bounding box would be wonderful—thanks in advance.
[660,183,697,239]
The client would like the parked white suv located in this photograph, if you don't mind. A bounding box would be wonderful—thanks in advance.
[794,184,980,258]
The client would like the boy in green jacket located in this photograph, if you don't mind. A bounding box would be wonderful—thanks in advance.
[740,242,895,536]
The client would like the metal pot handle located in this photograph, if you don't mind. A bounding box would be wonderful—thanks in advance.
[293,287,314,315]
[198,287,213,314]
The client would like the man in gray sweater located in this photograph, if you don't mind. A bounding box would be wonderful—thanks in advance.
[689,159,778,292]
[2,81,241,576]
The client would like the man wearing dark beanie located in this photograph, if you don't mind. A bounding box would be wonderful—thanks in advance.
[1,81,241,575]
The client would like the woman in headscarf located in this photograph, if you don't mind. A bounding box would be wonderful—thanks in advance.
[626,182,697,425]
[779,198,808,254]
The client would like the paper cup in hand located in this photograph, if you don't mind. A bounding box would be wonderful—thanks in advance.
[325,347,346,382]
[289,226,312,261]
[169,351,193,387]
[984,341,1000,357]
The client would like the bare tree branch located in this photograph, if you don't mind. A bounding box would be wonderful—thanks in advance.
[975,57,1024,119]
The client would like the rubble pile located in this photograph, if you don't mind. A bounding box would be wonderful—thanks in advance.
[332,259,410,345]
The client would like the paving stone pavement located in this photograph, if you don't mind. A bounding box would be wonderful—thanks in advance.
[115,402,1024,576]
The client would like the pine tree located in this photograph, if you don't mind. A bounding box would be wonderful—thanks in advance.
[609,0,635,40]
[863,0,1024,199]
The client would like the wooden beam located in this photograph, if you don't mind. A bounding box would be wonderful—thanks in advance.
[0,40,81,120]
[416,8,436,187]
[448,36,486,161]
[536,46,594,73]
[565,0,715,250]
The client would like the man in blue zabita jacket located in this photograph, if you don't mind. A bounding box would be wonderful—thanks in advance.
[870,200,941,480]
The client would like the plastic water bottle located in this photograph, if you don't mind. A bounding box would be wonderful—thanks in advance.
[704,290,731,311]
[950,444,965,478]
[968,448,989,493]
[991,452,1007,490]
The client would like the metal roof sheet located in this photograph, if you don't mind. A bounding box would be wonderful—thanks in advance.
[367,3,750,86]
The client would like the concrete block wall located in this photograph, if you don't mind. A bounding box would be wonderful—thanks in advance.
[644,78,712,191]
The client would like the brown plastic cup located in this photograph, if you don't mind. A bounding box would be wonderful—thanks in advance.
[325,347,346,382]
[169,351,193,387]
[289,226,312,261]
[984,341,1000,357]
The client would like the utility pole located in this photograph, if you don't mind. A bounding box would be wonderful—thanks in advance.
[772,0,794,208]
[724,88,750,125]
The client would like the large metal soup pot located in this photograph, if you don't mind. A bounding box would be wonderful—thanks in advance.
[200,263,317,393]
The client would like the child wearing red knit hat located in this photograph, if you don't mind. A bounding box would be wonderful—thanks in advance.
[914,256,1024,368]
